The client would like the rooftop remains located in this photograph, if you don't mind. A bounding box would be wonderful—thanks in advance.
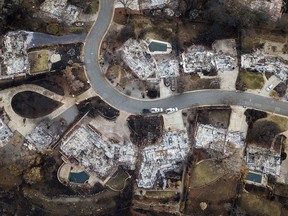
[115,0,140,10]
[25,119,64,151]
[40,0,81,25]
[139,0,171,10]
[1,31,32,78]
[195,124,245,155]
[242,0,283,21]
[60,124,136,179]
[137,131,189,189]
[182,45,236,73]
[245,145,281,176]
[0,118,13,148]
[120,39,158,80]
[241,53,288,81]
[157,58,179,78]
[120,39,177,80]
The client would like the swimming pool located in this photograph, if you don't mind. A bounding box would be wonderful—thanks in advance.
[69,171,89,184]
[148,41,168,52]
[246,172,262,183]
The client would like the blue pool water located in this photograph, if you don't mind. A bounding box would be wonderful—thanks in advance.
[69,171,89,184]
[246,172,262,183]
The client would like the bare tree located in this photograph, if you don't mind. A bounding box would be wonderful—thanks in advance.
[117,0,134,8]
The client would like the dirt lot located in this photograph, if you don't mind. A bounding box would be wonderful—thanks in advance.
[196,107,232,129]
[185,177,238,215]
[28,50,50,74]
[177,73,220,93]
[238,191,282,216]
[274,82,287,98]
[105,63,159,99]
[245,109,288,148]
[236,70,265,91]
[106,168,129,191]
[127,115,164,146]
[241,28,288,53]
[190,160,225,188]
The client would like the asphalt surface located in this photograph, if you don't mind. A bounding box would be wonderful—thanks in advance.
[84,0,288,116]
[29,32,86,48]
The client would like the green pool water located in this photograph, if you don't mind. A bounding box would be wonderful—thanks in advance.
[148,41,168,52]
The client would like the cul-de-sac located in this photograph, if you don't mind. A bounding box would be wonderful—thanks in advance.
[1,0,288,215]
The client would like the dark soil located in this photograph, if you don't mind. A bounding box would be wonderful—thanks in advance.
[244,109,268,126]
[265,72,274,80]
[127,115,164,146]
[202,68,218,76]
[185,174,238,216]
[30,74,65,96]
[193,24,237,47]
[246,120,281,148]
[196,107,232,129]
[274,82,287,97]
[0,71,64,95]
[11,91,62,118]
[49,43,83,72]
[77,96,120,120]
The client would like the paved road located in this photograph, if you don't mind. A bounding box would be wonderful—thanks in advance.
[29,32,86,48]
[84,0,288,116]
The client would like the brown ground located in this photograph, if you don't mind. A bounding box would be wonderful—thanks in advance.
[196,107,232,129]
[127,115,164,146]
[245,109,288,149]
[177,73,220,93]
[241,27,288,53]
[185,174,238,215]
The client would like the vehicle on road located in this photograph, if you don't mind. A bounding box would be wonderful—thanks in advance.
[165,107,178,114]
[150,107,163,113]
[143,108,163,114]
[266,84,274,92]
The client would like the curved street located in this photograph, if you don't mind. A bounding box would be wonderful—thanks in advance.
[84,0,288,116]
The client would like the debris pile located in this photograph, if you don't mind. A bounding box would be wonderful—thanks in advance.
[40,0,81,25]
[241,53,288,81]
[0,118,13,148]
[137,131,189,188]
[60,124,137,179]
[25,119,65,151]
[139,0,171,10]
[1,31,32,79]
[245,145,281,176]
[195,124,245,155]
[182,45,236,73]
[120,39,158,80]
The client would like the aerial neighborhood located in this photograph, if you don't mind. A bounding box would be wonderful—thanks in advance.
[1,0,288,215]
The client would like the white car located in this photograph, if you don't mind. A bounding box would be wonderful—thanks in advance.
[150,107,163,113]
[165,107,178,114]
[266,84,274,92]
